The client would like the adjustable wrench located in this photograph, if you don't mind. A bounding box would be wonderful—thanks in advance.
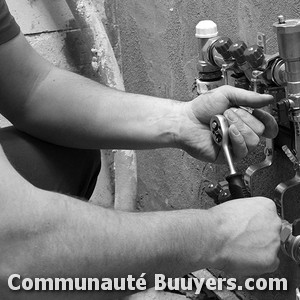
[210,115,251,199]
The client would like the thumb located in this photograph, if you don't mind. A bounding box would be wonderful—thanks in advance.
[217,85,274,108]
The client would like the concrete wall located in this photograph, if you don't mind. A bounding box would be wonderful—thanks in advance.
[105,1,300,299]
[6,0,300,299]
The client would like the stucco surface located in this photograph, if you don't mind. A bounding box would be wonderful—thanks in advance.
[110,0,297,210]
[109,1,300,299]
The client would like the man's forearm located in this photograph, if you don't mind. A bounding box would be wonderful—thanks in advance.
[0,33,182,150]
[0,173,219,299]
[22,67,182,150]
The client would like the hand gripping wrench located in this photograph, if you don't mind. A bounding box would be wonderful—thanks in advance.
[210,115,251,199]
[210,115,300,265]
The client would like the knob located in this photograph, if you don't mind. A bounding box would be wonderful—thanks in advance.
[229,41,247,65]
[244,45,265,69]
[215,37,233,60]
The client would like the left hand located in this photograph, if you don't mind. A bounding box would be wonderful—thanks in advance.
[176,85,278,162]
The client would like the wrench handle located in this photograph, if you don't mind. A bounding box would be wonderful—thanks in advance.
[226,173,251,199]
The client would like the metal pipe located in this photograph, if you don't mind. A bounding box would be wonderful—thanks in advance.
[274,17,300,98]
[65,0,137,211]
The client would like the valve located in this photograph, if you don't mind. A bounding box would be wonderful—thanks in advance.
[195,20,223,94]
[244,45,265,69]
[229,41,253,81]
[215,37,233,60]
[229,41,247,65]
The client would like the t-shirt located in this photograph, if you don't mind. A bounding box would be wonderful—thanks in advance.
[0,0,20,45]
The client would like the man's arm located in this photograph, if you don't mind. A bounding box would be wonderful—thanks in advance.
[0,146,281,299]
[0,33,277,162]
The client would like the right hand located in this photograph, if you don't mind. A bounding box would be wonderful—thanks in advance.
[176,86,278,163]
[209,197,281,276]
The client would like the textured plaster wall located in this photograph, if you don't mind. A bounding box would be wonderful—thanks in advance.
[108,0,300,212]
[107,1,300,299]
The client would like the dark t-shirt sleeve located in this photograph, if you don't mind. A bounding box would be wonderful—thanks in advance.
[0,0,20,45]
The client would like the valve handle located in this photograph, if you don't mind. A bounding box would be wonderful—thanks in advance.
[215,37,233,60]
[229,41,247,65]
[244,45,265,69]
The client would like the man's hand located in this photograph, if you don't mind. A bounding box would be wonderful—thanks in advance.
[177,85,278,162]
[208,197,281,276]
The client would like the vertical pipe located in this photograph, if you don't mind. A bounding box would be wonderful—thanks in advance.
[65,0,137,211]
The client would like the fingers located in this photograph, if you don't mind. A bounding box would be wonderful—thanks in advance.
[217,85,274,108]
[228,124,248,160]
[224,108,260,154]
[223,107,279,158]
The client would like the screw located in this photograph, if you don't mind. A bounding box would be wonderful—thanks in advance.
[221,63,229,85]
[252,70,261,93]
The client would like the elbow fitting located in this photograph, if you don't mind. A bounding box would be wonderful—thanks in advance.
[195,20,222,80]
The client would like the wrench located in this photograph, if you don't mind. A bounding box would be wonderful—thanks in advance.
[210,115,251,199]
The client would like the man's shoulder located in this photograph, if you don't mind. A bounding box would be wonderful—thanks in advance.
[0,0,20,46]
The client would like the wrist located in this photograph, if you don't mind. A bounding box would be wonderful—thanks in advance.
[179,209,226,271]
[205,206,235,272]
[155,100,186,149]
[170,101,193,149]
